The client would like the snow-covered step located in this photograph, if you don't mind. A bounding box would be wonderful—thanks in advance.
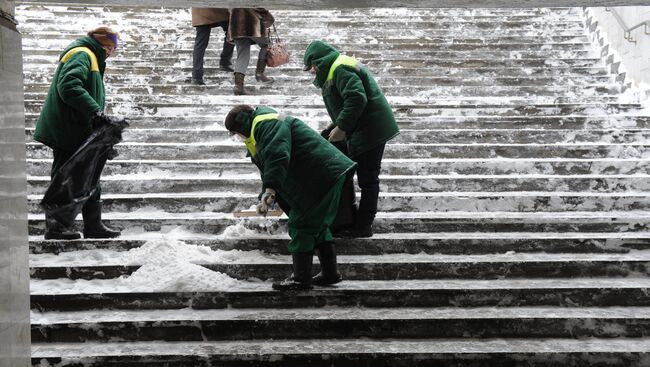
[26,211,650,236]
[23,46,599,59]
[25,174,650,196]
[30,307,650,343]
[28,233,650,256]
[25,192,650,214]
[25,158,650,177]
[25,142,650,161]
[22,84,626,100]
[24,114,649,130]
[29,278,650,310]
[29,250,650,281]
[24,128,650,145]
[29,338,650,367]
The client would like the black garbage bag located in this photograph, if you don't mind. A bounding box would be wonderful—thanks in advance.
[40,118,129,228]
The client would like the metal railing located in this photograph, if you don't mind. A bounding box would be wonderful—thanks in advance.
[0,8,19,26]
[605,7,650,44]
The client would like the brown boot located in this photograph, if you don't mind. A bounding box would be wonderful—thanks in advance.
[234,72,246,95]
[255,49,274,84]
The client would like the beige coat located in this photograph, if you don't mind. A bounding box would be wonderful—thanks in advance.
[191,8,229,27]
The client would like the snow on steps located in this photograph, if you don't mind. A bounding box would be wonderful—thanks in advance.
[16,3,650,366]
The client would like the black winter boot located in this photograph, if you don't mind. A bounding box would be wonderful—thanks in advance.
[254,49,274,84]
[272,252,314,291]
[313,242,342,286]
[44,214,81,240]
[82,200,121,239]
[234,72,246,95]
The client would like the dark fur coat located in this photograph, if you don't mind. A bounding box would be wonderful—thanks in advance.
[227,8,274,41]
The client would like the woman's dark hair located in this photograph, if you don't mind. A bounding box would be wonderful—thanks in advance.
[224,104,255,137]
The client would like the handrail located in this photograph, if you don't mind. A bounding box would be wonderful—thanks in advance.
[0,8,19,26]
[605,7,650,44]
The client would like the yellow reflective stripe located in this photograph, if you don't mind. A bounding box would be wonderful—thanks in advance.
[61,47,99,72]
[245,113,279,156]
[326,55,358,82]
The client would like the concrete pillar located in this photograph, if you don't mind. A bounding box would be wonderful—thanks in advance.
[0,0,31,366]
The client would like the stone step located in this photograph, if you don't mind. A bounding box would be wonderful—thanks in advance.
[29,234,650,256]
[18,11,586,24]
[25,142,650,161]
[30,307,650,343]
[26,173,650,195]
[21,58,606,77]
[16,6,581,17]
[25,128,649,145]
[29,278,650,310]
[21,71,615,92]
[22,84,625,100]
[29,338,650,367]
[25,192,650,214]
[22,40,597,58]
[24,158,650,177]
[20,24,589,40]
[24,114,649,130]
[28,251,650,281]
[24,106,648,123]
[26,211,650,236]
[21,66,612,83]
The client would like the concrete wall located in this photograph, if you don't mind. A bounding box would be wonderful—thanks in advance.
[586,6,650,98]
[0,0,31,366]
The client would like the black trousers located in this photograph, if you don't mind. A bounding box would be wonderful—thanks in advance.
[192,21,234,81]
[51,149,101,202]
[353,143,386,227]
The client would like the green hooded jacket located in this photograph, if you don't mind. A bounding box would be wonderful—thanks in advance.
[33,36,107,152]
[248,106,357,214]
[303,40,399,158]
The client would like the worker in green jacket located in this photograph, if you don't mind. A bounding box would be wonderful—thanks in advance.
[33,26,121,240]
[303,40,400,238]
[224,105,357,291]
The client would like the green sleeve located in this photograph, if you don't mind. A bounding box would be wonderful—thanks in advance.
[333,66,368,133]
[56,52,101,116]
[255,120,292,192]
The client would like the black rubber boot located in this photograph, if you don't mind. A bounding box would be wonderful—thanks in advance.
[234,72,246,95]
[82,200,121,239]
[313,242,342,286]
[254,49,274,84]
[44,214,81,240]
[272,252,314,291]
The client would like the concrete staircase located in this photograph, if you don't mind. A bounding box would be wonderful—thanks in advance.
[18,4,650,366]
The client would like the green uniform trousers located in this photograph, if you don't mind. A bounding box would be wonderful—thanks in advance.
[287,174,345,253]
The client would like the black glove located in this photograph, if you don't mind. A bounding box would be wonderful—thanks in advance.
[320,123,335,139]
[91,110,112,130]
[106,147,119,160]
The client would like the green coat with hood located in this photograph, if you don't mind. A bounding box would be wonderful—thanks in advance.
[33,36,107,153]
[247,106,356,214]
[303,40,399,158]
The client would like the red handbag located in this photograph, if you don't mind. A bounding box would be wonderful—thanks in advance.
[266,25,289,67]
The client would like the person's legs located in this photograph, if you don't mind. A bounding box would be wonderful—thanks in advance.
[217,21,234,71]
[191,25,211,84]
[329,141,357,234]
[233,38,252,74]
[253,38,273,83]
[45,149,81,240]
[233,38,252,95]
[354,143,386,237]
[273,175,345,290]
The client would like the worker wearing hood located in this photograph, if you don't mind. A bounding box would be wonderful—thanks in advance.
[303,40,399,238]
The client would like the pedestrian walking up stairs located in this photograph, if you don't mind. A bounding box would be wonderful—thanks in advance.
[18,4,650,366]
